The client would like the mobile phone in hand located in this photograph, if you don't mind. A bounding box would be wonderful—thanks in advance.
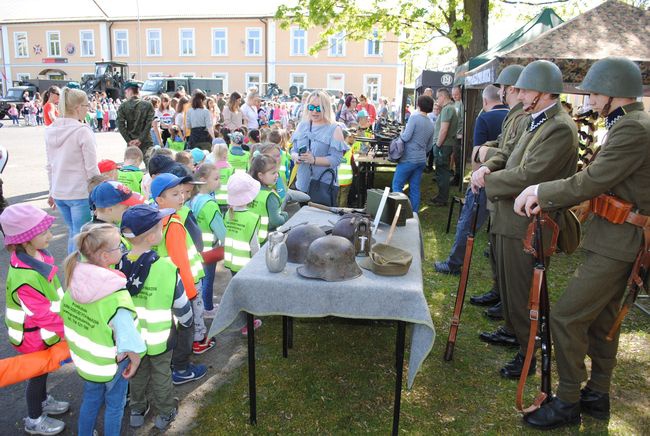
[298,145,307,155]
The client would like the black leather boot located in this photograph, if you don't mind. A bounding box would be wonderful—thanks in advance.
[524,397,581,429]
[580,386,610,420]
[484,301,503,320]
[500,351,535,379]
[470,288,500,306]
[478,326,519,347]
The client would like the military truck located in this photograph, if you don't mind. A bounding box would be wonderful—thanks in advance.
[81,61,137,100]
[140,77,223,97]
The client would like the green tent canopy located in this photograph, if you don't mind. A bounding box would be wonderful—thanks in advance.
[453,8,563,86]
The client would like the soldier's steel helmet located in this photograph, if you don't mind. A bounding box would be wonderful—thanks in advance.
[577,57,643,98]
[494,65,524,87]
[297,235,362,282]
[286,224,326,264]
[515,60,564,94]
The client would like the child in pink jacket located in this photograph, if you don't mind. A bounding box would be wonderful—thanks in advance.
[0,204,69,435]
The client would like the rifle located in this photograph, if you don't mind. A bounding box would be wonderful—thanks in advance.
[308,202,367,216]
[606,240,650,341]
[517,213,558,413]
[443,193,481,361]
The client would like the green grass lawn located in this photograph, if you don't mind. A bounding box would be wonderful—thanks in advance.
[194,174,650,435]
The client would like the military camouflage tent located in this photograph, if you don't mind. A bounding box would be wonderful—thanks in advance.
[463,0,650,94]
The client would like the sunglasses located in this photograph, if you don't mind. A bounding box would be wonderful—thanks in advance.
[307,104,322,113]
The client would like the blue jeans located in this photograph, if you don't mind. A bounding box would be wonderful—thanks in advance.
[78,359,129,436]
[54,198,92,253]
[446,188,489,270]
[202,262,217,310]
[392,161,426,212]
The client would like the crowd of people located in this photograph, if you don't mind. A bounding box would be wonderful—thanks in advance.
[2,54,648,434]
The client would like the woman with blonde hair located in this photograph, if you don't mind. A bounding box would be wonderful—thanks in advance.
[45,87,100,253]
[290,90,348,205]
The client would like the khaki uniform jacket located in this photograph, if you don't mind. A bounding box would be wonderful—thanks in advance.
[538,102,650,262]
[483,102,530,162]
[485,101,578,239]
[117,96,155,146]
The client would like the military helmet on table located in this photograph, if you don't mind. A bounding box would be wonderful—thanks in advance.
[577,57,643,98]
[494,65,524,87]
[515,60,564,94]
[297,235,362,282]
[286,224,327,264]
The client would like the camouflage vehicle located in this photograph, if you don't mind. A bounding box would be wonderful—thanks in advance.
[81,61,138,100]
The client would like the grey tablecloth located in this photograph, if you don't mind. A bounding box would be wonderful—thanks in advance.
[208,206,435,389]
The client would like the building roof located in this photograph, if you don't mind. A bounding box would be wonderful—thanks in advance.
[0,0,290,23]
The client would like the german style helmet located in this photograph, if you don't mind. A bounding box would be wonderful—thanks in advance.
[577,57,643,98]
[297,235,362,282]
[286,224,326,264]
[494,65,524,87]
[515,60,564,94]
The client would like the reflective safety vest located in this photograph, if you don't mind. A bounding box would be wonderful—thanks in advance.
[248,188,279,244]
[61,289,139,383]
[223,210,260,272]
[190,194,223,250]
[131,258,177,356]
[279,150,290,185]
[227,150,250,172]
[153,215,205,283]
[167,138,185,152]
[117,168,144,194]
[216,166,234,206]
[338,150,353,187]
[5,265,64,347]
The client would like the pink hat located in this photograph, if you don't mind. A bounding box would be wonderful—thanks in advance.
[227,171,260,207]
[0,204,56,245]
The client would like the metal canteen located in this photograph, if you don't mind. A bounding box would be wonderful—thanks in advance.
[265,231,288,273]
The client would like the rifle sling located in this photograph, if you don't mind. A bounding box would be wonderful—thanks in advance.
[516,267,547,413]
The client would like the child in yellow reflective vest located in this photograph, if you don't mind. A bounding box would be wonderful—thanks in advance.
[248,153,288,244]
[226,131,250,172]
[208,142,233,213]
[119,205,193,429]
[117,146,144,194]
[0,205,68,435]
[337,129,359,207]
[61,223,146,436]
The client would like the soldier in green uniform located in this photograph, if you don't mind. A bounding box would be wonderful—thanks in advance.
[469,65,529,321]
[117,81,155,156]
[471,60,578,378]
[513,57,650,429]
[431,87,459,206]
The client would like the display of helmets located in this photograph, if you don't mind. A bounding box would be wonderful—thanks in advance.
[358,243,413,276]
[514,60,564,94]
[297,235,362,282]
[577,57,643,98]
[331,214,373,255]
[286,224,327,264]
[494,65,524,87]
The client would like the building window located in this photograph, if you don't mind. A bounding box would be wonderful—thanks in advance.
[47,31,61,57]
[14,32,29,58]
[327,73,345,92]
[114,30,129,57]
[147,29,162,56]
[79,30,95,57]
[363,74,381,103]
[289,74,307,93]
[365,29,382,56]
[179,28,195,56]
[246,28,261,56]
[212,28,227,56]
[290,28,307,56]
[180,72,195,78]
[245,73,261,91]
[212,73,228,93]
[17,73,31,82]
[148,72,163,79]
[328,32,345,57]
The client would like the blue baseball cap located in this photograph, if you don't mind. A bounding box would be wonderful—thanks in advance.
[121,204,175,237]
[150,173,192,200]
[90,181,145,209]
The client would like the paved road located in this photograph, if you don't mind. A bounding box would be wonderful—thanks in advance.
[0,124,245,435]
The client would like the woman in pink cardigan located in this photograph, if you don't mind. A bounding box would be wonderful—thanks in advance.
[45,87,99,253]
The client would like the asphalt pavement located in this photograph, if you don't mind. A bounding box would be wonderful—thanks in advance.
[0,124,245,435]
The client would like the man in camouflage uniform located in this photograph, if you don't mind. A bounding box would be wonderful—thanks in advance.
[514,57,650,429]
[471,60,578,379]
[117,81,155,155]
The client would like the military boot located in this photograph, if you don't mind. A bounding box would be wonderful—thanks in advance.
[470,288,500,306]
[524,397,581,430]
[580,387,610,420]
[500,351,535,379]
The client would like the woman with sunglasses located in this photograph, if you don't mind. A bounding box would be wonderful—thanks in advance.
[290,90,348,205]
[43,86,61,126]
